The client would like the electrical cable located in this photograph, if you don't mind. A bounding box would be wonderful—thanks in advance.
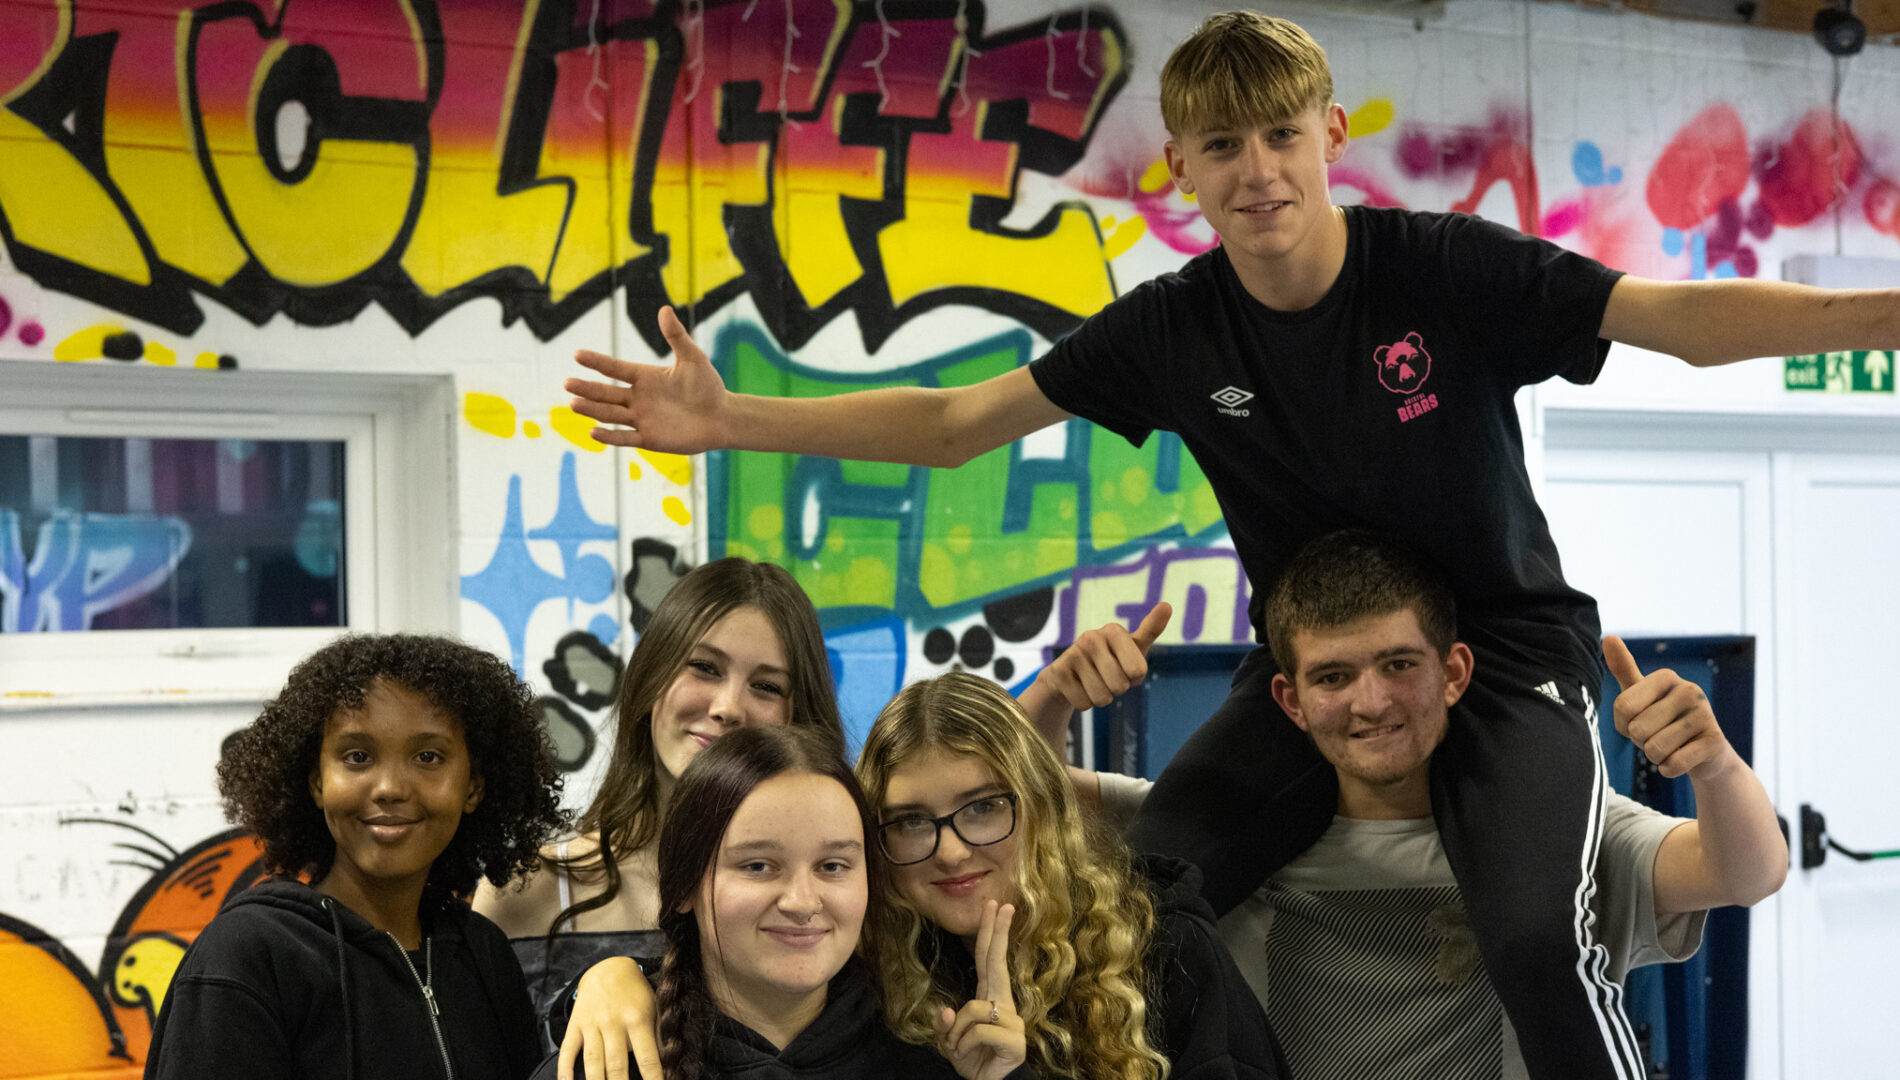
[1825,837,1900,862]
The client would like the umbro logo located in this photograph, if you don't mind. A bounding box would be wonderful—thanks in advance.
[1211,386,1254,416]
[1533,681,1564,705]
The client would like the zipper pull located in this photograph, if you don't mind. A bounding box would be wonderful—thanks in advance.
[421,982,439,1017]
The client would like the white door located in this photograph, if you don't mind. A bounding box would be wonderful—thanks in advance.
[1543,446,1781,1078]
[1775,452,1900,1080]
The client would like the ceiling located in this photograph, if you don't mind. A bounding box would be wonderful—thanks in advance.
[1540,0,1900,40]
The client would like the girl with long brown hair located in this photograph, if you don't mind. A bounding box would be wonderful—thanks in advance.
[474,556,843,1061]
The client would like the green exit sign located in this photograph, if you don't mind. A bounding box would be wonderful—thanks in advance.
[1786,351,1896,394]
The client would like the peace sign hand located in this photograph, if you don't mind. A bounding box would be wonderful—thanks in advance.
[934,901,1027,1080]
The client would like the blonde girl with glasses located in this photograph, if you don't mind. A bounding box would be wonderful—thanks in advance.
[856,671,1287,1080]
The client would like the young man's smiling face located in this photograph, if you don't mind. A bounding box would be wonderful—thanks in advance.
[1164,103,1349,290]
[1269,607,1472,814]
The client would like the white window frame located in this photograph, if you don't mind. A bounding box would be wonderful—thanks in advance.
[0,361,455,708]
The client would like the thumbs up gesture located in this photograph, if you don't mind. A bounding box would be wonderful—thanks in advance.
[1035,601,1173,711]
[1601,636,1741,782]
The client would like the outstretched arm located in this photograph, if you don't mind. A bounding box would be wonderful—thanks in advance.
[1603,636,1788,914]
[1600,275,1900,368]
[566,306,1072,466]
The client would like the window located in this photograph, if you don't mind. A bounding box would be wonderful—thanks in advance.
[0,363,453,706]
[1,434,348,631]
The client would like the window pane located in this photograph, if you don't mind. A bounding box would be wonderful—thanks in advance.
[0,435,346,631]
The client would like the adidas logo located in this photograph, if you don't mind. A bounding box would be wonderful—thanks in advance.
[1533,681,1564,704]
[1211,386,1254,416]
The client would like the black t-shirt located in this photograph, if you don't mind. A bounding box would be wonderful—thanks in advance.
[1030,206,1623,674]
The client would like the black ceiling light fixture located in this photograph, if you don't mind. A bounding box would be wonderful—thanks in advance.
[1815,1,1867,57]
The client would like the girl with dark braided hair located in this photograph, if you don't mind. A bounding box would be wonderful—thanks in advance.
[530,724,1034,1080]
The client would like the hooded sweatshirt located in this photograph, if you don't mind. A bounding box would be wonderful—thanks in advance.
[532,959,1036,1080]
[1140,854,1290,1079]
[144,879,540,1080]
[926,854,1287,1080]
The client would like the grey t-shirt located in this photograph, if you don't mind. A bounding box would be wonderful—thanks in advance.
[1216,793,1706,1080]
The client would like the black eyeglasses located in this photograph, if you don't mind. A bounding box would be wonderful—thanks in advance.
[877,793,1019,866]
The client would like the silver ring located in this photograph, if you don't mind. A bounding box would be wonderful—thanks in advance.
[988,1001,1000,1023]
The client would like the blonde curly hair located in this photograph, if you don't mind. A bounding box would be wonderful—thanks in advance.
[856,672,1169,1080]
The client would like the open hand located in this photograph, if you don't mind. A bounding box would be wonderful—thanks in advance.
[1602,635,1739,781]
[558,956,664,1080]
[565,306,732,453]
[934,901,1026,1080]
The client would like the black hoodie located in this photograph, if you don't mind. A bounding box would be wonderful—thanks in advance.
[1141,855,1290,1080]
[532,959,1035,1080]
[144,879,540,1080]
[928,855,1287,1080]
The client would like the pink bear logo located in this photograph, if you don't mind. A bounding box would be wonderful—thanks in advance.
[1375,332,1432,395]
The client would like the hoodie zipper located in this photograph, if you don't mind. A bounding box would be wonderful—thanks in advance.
[389,932,454,1080]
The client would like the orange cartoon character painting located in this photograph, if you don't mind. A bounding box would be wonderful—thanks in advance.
[0,822,267,1079]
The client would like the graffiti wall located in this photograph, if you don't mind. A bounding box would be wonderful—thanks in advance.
[5,0,1900,1072]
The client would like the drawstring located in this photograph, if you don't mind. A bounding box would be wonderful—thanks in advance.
[324,898,358,1080]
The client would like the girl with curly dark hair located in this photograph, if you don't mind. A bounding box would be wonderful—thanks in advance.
[145,633,567,1080]
[473,556,843,1065]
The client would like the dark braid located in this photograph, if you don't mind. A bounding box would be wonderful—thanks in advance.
[654,911,715,1080]
[652,726,874,1077]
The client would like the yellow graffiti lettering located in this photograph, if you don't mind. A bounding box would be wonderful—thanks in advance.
[775,96,888,308]
[0,1,152,285]
[193,12,424,287]
[1138,159,1171,193]
[463,392,517,438]
[549,405,605,451]
[540,37,658,303]
[662,495,691,524]
[652,0,850,309]
[90,3,249,285]
[403,0,568,298]
[636,448,692,486]
[195,351,221,369]
[143,340,176,366]
[524,420,542,439]
[877,20,1126,322]
[880,185,1112,316]
[652,135,771,308]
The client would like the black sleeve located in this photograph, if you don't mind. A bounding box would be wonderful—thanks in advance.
[144,974,298,1079]
[472,919,544,1076]
[1028,281,1175,447]
[1151,910,1290,1080]
[1439,212,1624,387]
